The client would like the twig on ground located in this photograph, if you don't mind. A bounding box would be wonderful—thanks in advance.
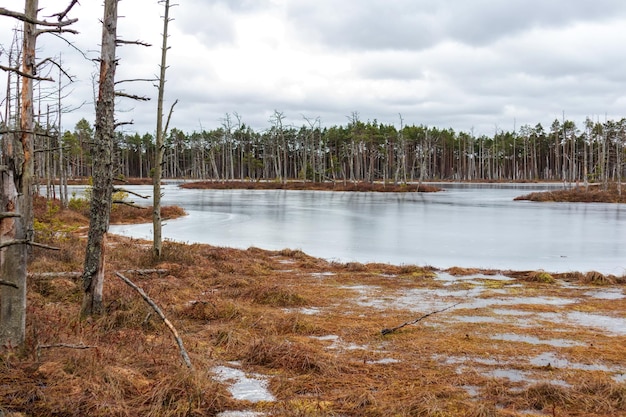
[115,272,193,369]
[29,269,168,279]
[36,343,96,361]
[381,302,461,335]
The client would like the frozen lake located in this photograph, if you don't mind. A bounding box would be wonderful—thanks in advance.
[106,183,626,274]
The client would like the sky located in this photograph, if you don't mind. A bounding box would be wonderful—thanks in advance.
[1,0,626,137]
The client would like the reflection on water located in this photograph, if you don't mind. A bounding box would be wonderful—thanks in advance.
[106,183,626,274]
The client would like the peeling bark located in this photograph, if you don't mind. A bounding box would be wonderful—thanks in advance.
[81,0,118,317]
[0,0,37,349]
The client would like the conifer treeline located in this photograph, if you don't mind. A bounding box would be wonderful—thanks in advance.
[39,114,626,184]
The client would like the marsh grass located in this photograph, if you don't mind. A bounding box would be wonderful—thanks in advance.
[2,199,626,416]
[514,183,626,203]
[181,180,443,193]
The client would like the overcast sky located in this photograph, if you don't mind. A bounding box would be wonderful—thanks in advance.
[1,0,626,137]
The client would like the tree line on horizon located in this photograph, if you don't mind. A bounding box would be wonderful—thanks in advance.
[38,111,625,188]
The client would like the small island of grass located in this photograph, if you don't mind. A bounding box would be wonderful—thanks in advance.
[515,183,626,203]
[180,180,442,193]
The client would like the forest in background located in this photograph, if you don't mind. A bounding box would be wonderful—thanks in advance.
[21,111,626,189]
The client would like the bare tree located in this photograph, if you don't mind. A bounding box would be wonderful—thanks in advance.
[0,0,77,348]
[81,0,118,317]
[153,0,177,259]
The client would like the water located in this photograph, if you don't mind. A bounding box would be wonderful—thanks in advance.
[105,183,626,274]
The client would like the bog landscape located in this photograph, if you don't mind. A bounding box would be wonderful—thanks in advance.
[1,2,626,416]
[1,181,625,417]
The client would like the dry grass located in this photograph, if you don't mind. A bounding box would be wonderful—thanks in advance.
[2,198,626,416]
[181,179,442,193]
[514,183,626,203]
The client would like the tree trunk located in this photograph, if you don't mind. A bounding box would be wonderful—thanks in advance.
[0,0,37,349]
[153,0,173,259]
[81,0,118,317]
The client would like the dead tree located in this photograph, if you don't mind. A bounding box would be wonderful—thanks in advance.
[153,0,177,259]
[81,0,153,316]
[0,0,78,348]
[81,0,118,317]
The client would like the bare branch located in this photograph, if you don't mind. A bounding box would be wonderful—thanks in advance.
[164,99,179,134]
[36,27,79,37]
[0,7,77,27]
[35,146,71,154]
[112,200,147,209]
[114,187,150,199]
[0,281,19,289]
[115,272,193,369]
[50,0,80,22]
[37,57,74,81]
[115,91,150,101]
[115,78,158,85]
[0,239,60,251]
[117,39,152,47]
[114,120,134,129]
[0,64,54,81]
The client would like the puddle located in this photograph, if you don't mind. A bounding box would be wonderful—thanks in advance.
[351,284,575,313]
[530,352,613,372]
[212,364,275,403]
[436,354,503,366]
[297,307,321,315]
[460,384,480,397]
[455,316,501,323]
[309,272,335,278]
[614,374,626,383]
[312,335,368,351]
[565,312,626,335]
[436,272,514,283]
[584,289,625,300]
[490,333,583,348]
[483,368,530,383]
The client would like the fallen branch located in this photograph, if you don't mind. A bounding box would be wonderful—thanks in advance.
[36,343,95,361]
[381,302,461,335]
[29,269,168,280]
[115,272,193,369]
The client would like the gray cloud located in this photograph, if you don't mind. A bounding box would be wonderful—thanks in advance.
[286,0,626,51]
[2,0,626,138]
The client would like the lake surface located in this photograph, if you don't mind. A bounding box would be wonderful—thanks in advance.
[106,183,626,274]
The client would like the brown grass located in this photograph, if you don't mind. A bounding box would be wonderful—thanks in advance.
[181,180,442,193]
[2,198,626,416]
[514,183,626,203]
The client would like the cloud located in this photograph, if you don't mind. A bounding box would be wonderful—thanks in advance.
[2,0,626,137]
